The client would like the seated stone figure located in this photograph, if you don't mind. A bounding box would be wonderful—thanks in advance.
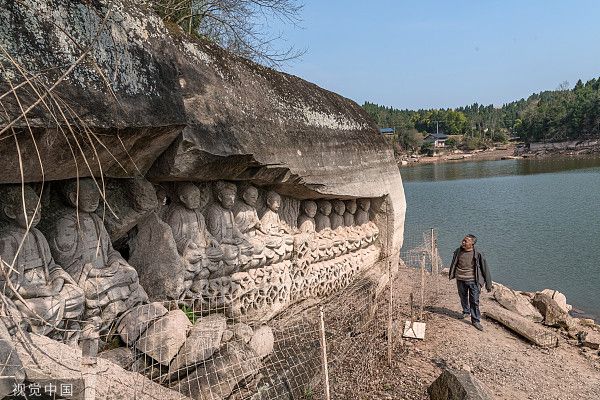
[315,200,332,232]
[297,200,317,233]
[330,200,345,230]
[260,191,295,236]
[0,185,84,343]
[344,199,358,227]
[355,198,371,225]
[234,185,293,266]
[47,178,148,332]
[163,183,227,280]
[206,181,255,269]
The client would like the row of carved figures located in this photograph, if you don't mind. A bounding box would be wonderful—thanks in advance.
[0,179,379,345]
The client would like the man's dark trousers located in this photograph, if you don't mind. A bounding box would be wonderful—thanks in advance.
[457,280,480,323]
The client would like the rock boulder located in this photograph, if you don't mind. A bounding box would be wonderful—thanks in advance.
[493,284,542,322]
[428,369,494,400]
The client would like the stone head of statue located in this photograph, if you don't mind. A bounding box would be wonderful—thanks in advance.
[332,200,345,216]
[302,200,317,218]
[345,199,357,214]
[3,185,41,229]
[215,181,237,210]
[357,198,371,211]
[129,178,159,212]
[176,182,207,210]
[64,178,100,213]
[242,185,259,208]
[266,191,281,212]
[317,200,332,216]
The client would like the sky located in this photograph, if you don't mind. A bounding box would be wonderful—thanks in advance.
[270,0,600,110]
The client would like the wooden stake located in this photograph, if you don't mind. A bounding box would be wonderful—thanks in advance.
[420,252,425,320]
[387,260,393,365]
[319,306,331,400]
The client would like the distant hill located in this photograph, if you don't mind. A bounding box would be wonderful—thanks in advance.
[363,76,600,153]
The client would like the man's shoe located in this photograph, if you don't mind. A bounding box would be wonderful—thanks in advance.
[472,322,484,331]
[459,312,469,320]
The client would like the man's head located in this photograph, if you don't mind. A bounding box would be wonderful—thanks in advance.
[215,181,237,210]
[242,185,259,208]
[64,178,100,213]
[302,200,317,218]
[332,200,345,216]
[461,234,477,251]
[317,200,332,216]
[266,191,281,212]
[4,185,42,229]
[344,199,357,214]
[176,182,206,210]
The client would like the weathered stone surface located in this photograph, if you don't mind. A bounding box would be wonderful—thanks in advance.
[493,284,542,322]
[484,306,558,348]
[117,302,169,346]
[540,289,572,313]
[0,0,185,183]
[169,314,227,378]
[532,293,570,329]
[171,341,262,400]
[98,347,136,370]
[232,323,254,343]
[249,326,275,359]
[581,330,600,350]
[136,310,192,366]
[0,317,25,398]
[428,369,494,400]
[15,333,189,399]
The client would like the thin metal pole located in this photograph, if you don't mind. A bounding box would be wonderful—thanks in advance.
[387,260,393,365]
[319,306,331,400]
[420,252,425,320]
[430,228,435,274]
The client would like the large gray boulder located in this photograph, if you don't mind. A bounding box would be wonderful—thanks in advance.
[493,284,542,322]
[428,369,494,400]
[0,0,185,183]
[532,293,570,329]
[136,309,192,366]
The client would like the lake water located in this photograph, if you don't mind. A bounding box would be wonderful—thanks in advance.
[400,156,600,321]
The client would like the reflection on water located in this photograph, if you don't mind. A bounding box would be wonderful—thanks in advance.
[401,156,600,321]
[401,156,600,182]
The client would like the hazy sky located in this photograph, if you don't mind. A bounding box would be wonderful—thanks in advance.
[272,0,600,109]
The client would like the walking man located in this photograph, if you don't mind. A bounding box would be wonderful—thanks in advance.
[448,234,493,331]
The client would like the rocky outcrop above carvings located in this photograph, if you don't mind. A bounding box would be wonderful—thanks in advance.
[0,0,185,183]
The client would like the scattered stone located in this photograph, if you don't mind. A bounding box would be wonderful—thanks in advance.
[484,305,558,347]
[440,268,450,275]
[540,289,572,313]
[493,284,542,322]
[222,329,234,343]
[579,318,596,327]
[532,293,570,329]
[580,330,600,350]
[233,323,254,343]
[98,347,136,370]
[117,302,169,345]
[171,341,263,400]
[0,318,25,398]
[249,325,275,359]
[428,369,494,400]
[169,314,227,379]
[136,309,192,366]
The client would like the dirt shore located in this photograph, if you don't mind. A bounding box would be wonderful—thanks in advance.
[326,267,600,400]
[401,145,517,166]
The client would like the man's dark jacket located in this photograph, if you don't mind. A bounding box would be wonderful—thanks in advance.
[448,247,493,291]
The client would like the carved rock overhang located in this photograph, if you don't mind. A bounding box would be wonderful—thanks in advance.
[0,0,405,250]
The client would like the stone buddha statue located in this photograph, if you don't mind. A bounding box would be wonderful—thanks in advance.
[47,178,148,331]
[163,182,226,279]
[330,200,345,230]
[206,181,255,269]
[297,200,317,233]
[315,200,332,232]
[0,185,84,343]
[343,199,357,227]
[260,191,294,236]
[355,198,371,225]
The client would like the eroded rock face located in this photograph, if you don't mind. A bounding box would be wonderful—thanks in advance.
[532,293,570,329]
[493,284,542,322]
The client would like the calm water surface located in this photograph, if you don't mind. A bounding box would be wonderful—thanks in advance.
[401,157,600,320]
